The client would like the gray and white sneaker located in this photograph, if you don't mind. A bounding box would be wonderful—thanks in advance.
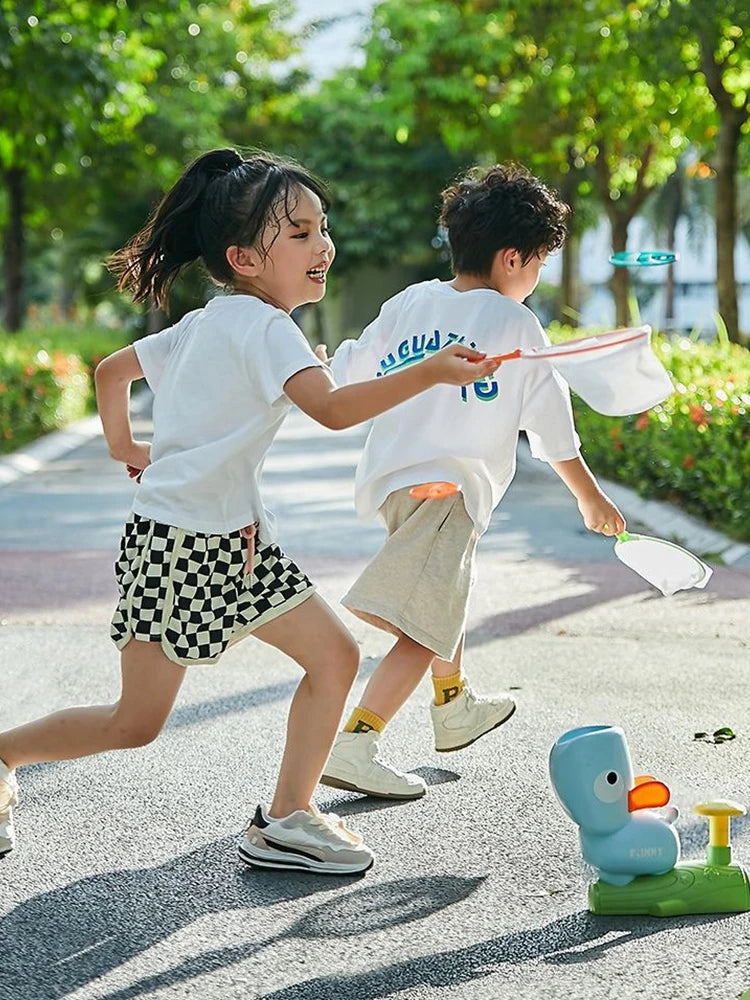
[239,804,374,875]
[0,758,18,858]
[320,730,427,800]
[431,686,516,752]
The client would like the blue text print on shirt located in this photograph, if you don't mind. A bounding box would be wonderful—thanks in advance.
[376,329,498,403]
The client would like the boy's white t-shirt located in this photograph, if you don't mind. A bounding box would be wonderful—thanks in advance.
[330,279,581,536]
[132,294,324,540]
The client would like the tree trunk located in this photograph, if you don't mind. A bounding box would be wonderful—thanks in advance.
[3,167,25,332]
[664,212,679,333]
[560,232,580,326]
[595,142,654,328]
[713,115,742,342]
[558,154,580,326]
[609,217,631,327]
[59,278,77,322]
[698,32,747,343]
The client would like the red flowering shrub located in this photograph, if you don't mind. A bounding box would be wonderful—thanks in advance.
[548,327,750,542]
[0,325,129,456]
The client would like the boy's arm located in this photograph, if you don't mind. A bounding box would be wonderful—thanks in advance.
[94,346,151,471]
[550,456,626,536]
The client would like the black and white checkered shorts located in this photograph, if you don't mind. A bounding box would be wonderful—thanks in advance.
[110,514,315,666]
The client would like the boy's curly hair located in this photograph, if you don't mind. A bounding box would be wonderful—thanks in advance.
[439,163,570,276]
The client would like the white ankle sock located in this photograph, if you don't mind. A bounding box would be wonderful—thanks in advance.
[263,806,293,822]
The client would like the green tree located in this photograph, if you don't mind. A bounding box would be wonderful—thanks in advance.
[0,1,163,330]
[55,0,299,328]
[0,0,299,331]
[345,0,711,326]
[274,77,467,275]
[657,0,749,341]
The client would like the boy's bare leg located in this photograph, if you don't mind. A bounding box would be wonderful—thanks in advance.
[430,635,464,680]
[0,639,186,770]
[354,634,436,724]
[252,593,359,817]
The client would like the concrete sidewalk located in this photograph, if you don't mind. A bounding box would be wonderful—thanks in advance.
[1,402,749,1000]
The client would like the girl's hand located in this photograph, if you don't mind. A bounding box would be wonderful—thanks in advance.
[425,345,500,386]
[123,441,151,483]
[314,344,330,365]
[578,493,626,536]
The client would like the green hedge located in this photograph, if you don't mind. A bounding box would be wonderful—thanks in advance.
[0,324,130,456]
[9,323,131,376]
[548,325,750,543]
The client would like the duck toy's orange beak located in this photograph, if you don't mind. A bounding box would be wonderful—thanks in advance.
[628,774,671,811]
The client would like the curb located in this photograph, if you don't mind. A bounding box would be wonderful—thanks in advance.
[0,389,152,489]
[517,440,750,569]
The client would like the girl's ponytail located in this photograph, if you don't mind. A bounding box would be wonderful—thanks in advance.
[109,148,243,309]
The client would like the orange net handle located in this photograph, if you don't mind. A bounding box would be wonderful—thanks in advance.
[480,348,523,365]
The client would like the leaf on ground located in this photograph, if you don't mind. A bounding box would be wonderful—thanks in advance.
[693,727,736,744]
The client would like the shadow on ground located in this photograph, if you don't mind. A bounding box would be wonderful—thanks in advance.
[467,560,750,651]
[0,850,482,1000]
[257,908,734,1000]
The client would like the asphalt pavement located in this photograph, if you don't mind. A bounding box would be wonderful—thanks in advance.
[1,398,749,1000]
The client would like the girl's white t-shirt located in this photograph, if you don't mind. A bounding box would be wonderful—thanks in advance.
[132,294,323,540]
[330,279,581,536]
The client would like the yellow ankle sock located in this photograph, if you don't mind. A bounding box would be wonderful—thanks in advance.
[343,706,386,734]
[433,671,465,706]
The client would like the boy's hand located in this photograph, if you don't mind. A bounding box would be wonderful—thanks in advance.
[426,345,500,386]
[314,344,330,365]
[578,492,626,537]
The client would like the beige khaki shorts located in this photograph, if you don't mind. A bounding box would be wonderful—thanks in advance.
[342,486,477,660]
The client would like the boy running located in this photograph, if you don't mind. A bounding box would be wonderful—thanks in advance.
[319,163,625,800]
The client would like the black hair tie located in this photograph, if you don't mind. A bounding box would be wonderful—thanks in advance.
[202,148,244,179]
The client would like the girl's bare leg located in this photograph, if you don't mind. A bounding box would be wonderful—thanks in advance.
[252,593,359,817]
[0,639,185,770]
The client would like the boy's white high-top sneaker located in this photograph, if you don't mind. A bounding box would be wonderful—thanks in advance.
[0,759,18,858]
[431,686,516,752]
[320,730,427,800]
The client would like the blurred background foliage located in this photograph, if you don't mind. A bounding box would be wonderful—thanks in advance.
[0,0,747,339]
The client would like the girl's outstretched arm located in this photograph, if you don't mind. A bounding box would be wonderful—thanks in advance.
[94,346,151,470]
[284,344,499,430]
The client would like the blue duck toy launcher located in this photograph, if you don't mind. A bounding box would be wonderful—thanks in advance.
[549,725,750,916]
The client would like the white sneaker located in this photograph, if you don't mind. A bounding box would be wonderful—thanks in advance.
[0,759,18,858]
[431,686,516,752]
[320,730,427,800]
[238,804,374,875]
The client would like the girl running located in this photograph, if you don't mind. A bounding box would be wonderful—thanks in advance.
[0,149,498,875]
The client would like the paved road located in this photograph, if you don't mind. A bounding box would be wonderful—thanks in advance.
[1,402,749,1000]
